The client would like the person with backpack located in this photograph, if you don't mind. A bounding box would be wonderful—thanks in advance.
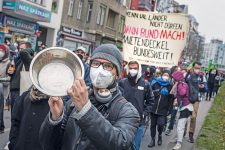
[165,66,182,136]
[39,44,140,150]
[119,61,154,150]
[148,70,173,148]
[171,71,193,150]
[185,62,205,143]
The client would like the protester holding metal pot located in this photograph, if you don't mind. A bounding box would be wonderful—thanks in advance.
[39,44,140,150]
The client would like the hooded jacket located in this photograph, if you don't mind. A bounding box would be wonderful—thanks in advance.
[119,63,154,118]
[150,77,172,116]
[9,48,33,91]
[39,88,140,150]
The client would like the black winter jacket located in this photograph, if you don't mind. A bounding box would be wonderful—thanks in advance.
[9,91,49,150]
[9,48,33,91]
[39,90,140,150]
[186,72,203,102]
[150,82,173,116]
[119,77,154,118]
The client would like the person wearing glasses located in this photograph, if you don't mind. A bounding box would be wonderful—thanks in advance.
[39,44,140,150]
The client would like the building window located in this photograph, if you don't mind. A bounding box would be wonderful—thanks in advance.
[68,0,74,16]
[51,0,59,13]
[28,0,43,5]
[97,5,106,26]
[106,9,117,29]
[86,2,93,22]
[77,0,83,20]
[119,16,125,33]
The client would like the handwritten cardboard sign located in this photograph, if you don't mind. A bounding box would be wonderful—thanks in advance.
[123,10,189,67]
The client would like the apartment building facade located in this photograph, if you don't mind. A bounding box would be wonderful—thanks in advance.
[57,0,131,52]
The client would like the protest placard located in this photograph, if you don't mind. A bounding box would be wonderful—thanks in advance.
[123,10,189,67]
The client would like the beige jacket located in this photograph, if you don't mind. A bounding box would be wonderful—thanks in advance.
[0,58,10,100]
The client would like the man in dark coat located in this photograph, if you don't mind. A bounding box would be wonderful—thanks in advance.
[39,44,140,150]
[7,42,34,111]
[8,86,49,150]
[119,61,154,150]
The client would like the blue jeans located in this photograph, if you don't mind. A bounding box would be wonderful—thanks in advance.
[134,125,144,150]
[0,83,4,130]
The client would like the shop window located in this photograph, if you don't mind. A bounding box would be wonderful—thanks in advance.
[106,9,117,29]
[68,0,74,16]
[86,2,93,23]
[77,0,83,20]
[118,15,125,33]
[51,0,59,13]
[97,5,106,26]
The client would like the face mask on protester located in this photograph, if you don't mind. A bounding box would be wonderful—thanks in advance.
[0,51,5,60]
[90,65,114,89]
[162,76,169,81]
[211,71,216,75]
[129,69,138,77]
[194,69,200,74]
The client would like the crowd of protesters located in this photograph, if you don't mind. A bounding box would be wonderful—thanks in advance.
[0,41,224,150]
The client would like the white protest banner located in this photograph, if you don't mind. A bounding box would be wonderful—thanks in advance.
[123,10,189,67]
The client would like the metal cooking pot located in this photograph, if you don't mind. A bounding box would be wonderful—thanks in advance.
[29,47,84,96]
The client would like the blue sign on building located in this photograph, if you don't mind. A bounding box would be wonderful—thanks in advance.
[2,0,51,22]
[2,1,16,10]
[5,15,38,34]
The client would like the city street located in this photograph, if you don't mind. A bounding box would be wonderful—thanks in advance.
[0,98,213,150]
[140,98,213,150]
[0,109,10,150]
[0,0,225,150]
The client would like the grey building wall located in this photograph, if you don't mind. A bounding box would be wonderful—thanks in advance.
[60,0,130,51]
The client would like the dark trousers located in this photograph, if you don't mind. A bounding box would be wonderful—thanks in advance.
[0,83,4,130]
[214,86,219,95]
[150,113,166,138]
[206,83,214,99]
[168,108,178,130]
[10,90,20,113]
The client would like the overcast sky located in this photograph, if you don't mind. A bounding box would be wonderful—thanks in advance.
[176,0,225,43]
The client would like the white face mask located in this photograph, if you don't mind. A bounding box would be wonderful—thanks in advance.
[211,71,216,75]
[129,69,138,77]
[90,65,114,89]
[162,76,169,80]
[0,51,5,59]
[194,69,200,74]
